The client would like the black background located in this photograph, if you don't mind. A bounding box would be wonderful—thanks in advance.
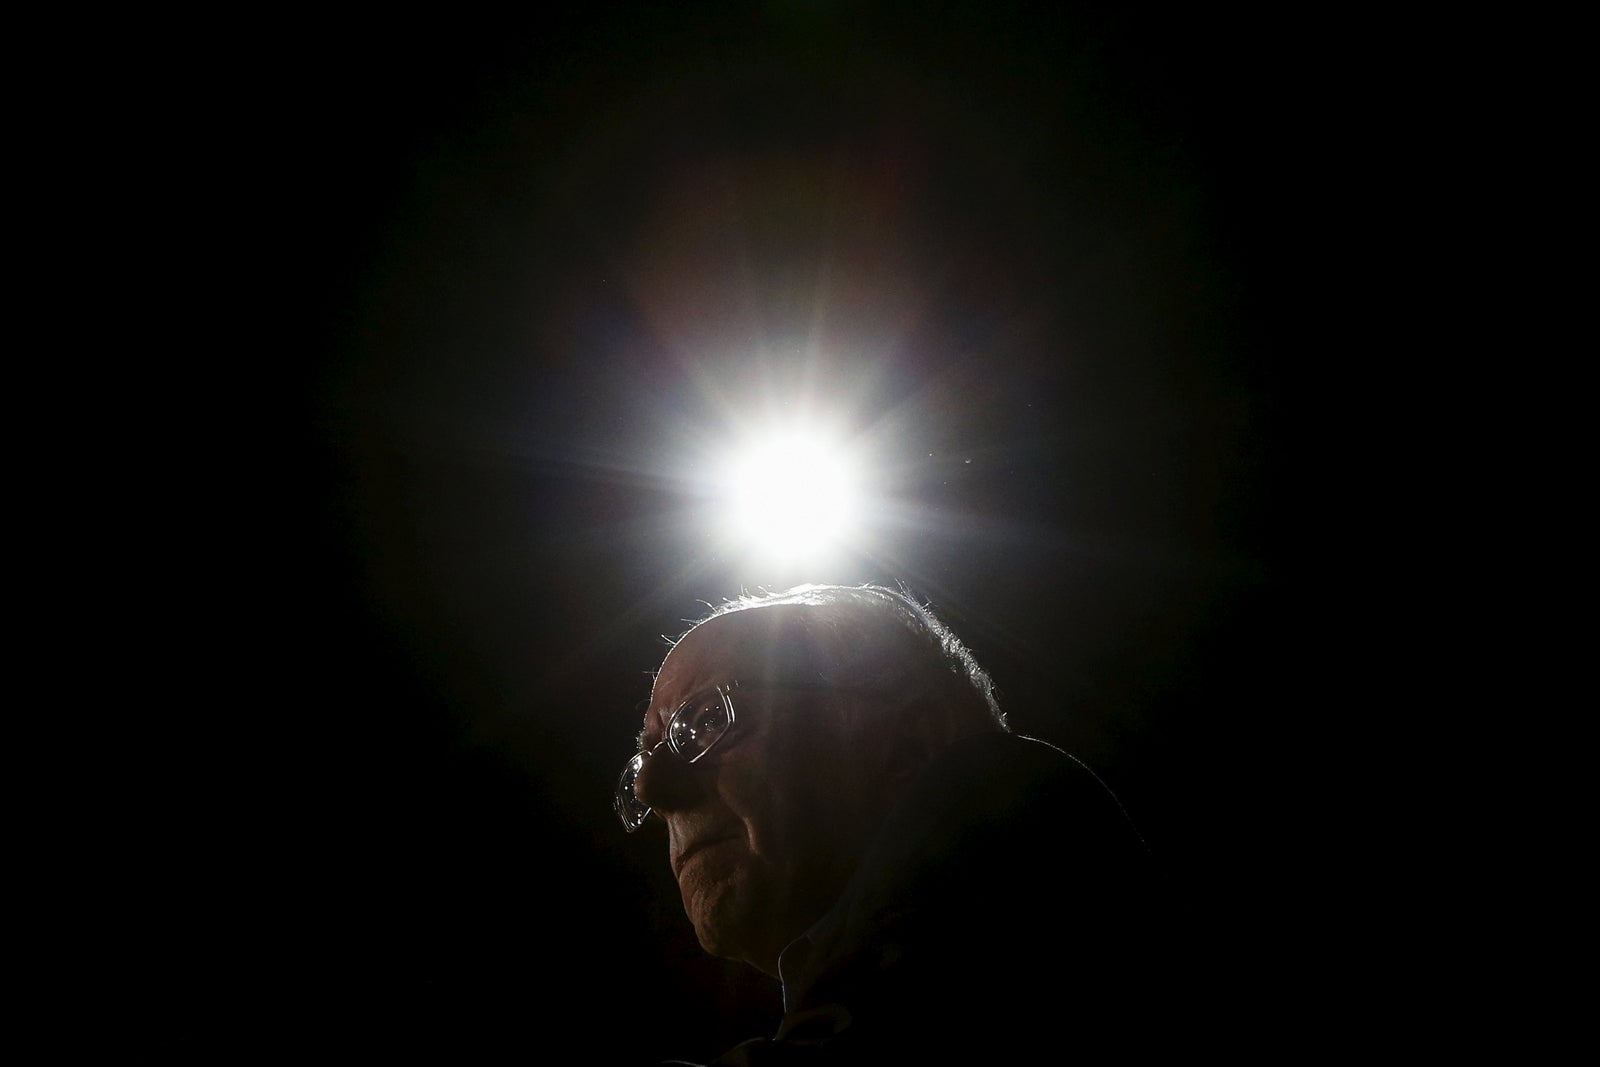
[110,5,1328,1061]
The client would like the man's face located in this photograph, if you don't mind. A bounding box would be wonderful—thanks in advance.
[633,607,895,976]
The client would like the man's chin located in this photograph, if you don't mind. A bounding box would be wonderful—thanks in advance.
[682,880,742,954]
[681,875,769,969]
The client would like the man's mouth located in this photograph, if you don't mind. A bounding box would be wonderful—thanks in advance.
[673,832,739,878]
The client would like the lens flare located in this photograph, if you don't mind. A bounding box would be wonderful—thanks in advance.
[721,430,862,563]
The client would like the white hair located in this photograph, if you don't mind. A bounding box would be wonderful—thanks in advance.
[688,583,1007,733]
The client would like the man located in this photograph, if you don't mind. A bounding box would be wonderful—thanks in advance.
[618,585,1169,1063]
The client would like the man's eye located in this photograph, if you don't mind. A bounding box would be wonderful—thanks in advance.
[670,695,727,751]
[694,703,726,733]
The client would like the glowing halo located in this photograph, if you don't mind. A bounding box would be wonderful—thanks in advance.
[716,426,864,566]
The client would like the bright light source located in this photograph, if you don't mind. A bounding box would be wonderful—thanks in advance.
[720,429,863,563]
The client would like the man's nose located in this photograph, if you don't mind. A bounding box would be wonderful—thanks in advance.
[632,744,705,816]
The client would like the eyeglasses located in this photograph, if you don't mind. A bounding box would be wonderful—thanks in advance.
[614,682,739,832]
[614,678,893,833]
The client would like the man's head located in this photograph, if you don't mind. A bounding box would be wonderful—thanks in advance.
[624,585,1005,975]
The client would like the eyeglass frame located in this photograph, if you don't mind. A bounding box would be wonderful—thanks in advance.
[614,680,741,832]
[614,677,890,833]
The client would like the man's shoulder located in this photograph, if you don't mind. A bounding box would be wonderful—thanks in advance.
[863,731,1148,885]
[772,731,1181,1060]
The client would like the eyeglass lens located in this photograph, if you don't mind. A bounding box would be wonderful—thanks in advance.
[615,752,650,831]
[667,690,733,760]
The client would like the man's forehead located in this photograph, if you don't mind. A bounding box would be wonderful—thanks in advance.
[650,606,817,710]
